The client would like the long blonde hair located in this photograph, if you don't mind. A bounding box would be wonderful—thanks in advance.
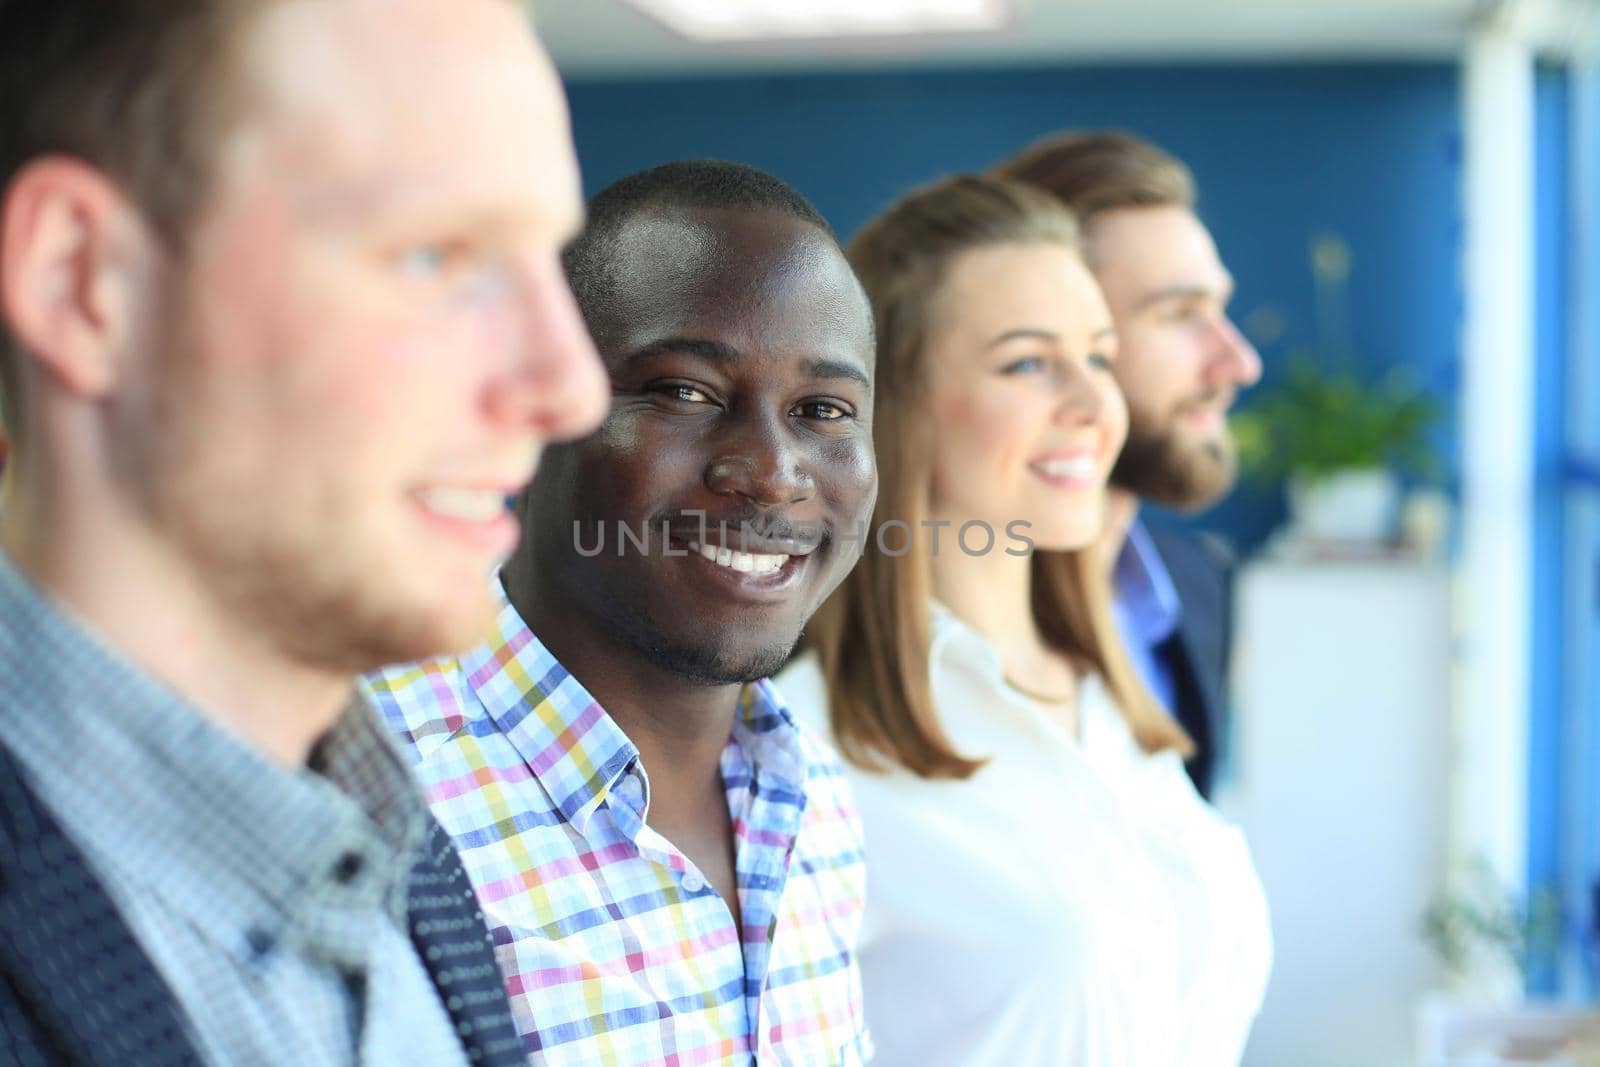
[810,174,1193,779]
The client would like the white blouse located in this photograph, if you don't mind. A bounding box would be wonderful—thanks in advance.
[777,607,1271,1067]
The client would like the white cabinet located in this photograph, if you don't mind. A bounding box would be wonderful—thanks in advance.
[1227,560,1452,1067]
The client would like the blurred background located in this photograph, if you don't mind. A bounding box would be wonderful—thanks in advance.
[529,1,1600,1064]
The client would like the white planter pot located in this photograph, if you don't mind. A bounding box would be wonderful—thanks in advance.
[1287,467,1401,545]
[1415,991,1600,1067]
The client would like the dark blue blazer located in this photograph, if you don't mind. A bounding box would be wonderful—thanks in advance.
[0,741,525,1067]
[1142,521,1234,800]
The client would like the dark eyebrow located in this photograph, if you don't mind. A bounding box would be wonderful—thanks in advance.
[620,337,745,367]
[801,357,872,391]
[620,339,870,389]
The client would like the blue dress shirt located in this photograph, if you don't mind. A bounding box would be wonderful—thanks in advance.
[1112,519,1183,718]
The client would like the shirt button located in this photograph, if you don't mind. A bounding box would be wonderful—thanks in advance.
[681,871,706,894]
[332,852,364,884]
[245,927,275,957]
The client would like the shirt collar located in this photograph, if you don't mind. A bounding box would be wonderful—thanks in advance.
[927,599,1006,684]
[0,550,428,967]
[1113,519,1182,647]
[731,676,806,787]
[458,592,638,834]
[460,585,808,835]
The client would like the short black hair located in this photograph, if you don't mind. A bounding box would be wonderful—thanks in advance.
[563,158,836,326]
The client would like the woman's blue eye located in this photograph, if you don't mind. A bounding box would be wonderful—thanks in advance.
[1002,356,1046,375]
[1088,353,1115,372]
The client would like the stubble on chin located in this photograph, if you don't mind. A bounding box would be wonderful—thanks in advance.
[604,598,798,687]
[1111,415,1239,513]
[153,456,493,678]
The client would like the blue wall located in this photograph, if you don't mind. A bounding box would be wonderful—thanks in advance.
[565,62,1464,552]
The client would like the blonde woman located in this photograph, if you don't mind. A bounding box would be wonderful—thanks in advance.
[778,175,1271,1066]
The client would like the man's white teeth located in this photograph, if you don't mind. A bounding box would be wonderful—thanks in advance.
[418,487,507,522]
[1035,456,1097,480]
[688,541,787,576]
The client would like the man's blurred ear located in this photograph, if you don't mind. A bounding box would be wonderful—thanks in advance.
[0,156,161,400]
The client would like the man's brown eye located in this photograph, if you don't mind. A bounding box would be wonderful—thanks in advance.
[795,402,847,420]
[654,383,710,404]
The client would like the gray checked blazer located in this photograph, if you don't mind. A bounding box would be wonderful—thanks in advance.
[0,740,526,1067]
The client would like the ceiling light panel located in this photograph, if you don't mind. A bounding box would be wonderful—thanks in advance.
[622,0,1013,42]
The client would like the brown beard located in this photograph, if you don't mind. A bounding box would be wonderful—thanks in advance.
[1111,413,1239,513]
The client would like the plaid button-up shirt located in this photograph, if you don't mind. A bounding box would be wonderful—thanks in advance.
[362,591,872,1066]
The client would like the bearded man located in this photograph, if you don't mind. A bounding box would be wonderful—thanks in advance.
[995,131,1264,798]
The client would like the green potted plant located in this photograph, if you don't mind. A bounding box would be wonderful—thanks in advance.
[1413,859,1586,1067]
[1421,857,1564,990]
[1231,353,1441,545]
